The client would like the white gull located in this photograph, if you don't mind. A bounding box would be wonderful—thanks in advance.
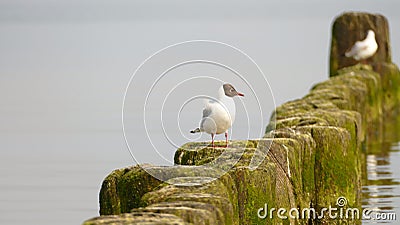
[345,30,378,62]
[190,83,244,148]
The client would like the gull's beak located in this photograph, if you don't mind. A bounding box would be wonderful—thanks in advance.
[237,92,244,97]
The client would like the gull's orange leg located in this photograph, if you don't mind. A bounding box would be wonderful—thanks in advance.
[225,132,228,148]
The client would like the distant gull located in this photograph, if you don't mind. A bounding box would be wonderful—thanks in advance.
[190,83,244,148]
[345,30,378,62]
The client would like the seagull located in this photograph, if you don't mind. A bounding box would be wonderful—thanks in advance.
[345,30,378,62]
[190,83,244,148]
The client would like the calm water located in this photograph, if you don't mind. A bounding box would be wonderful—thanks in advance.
[362,143,400,223]
[1,1,400,225]
[0,132,133,225]
[361,115,400,224]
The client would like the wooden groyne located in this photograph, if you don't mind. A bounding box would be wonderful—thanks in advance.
[83,12,400,225]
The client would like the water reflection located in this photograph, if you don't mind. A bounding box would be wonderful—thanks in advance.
[362,141,400,223]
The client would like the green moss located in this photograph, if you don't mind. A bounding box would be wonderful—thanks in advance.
[161,193,235,225]
[373,62,400,116]
[231,165,280,225]
[175,140,258,166]
[140,174,240,225]
[99,168,125,215]
[99,165,164,215]
[301,126,360,210]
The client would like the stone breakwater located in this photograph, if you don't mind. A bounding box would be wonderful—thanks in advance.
[83,12,400,225]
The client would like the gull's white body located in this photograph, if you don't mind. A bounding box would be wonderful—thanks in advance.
[191,83,243,147]
[200,86,235,135]
[345,30,378,61]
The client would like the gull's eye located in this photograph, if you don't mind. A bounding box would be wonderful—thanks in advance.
[230,88,234,92]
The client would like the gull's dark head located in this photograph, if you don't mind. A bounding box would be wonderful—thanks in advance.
[223,83,244,97]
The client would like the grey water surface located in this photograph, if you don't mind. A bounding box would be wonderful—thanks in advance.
[362,143,400,223]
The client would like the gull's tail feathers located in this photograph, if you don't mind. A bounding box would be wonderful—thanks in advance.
[345,48,355,58]
[190,128,201,134]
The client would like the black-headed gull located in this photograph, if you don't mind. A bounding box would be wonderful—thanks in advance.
[345,30,378,62]
[190,83,244,148]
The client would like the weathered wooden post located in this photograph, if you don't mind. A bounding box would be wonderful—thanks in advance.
[330,12,391,76]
